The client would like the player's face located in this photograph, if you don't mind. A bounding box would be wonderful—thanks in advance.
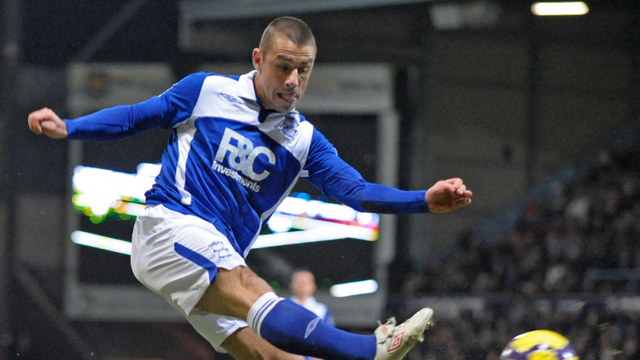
[253,36,316,113]
[291,271,317,298]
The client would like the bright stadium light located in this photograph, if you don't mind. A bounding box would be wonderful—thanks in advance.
[71,231,132,255]
[72,221,378,256]
[531,2,589,16]
[71,163,380,248]
[254,225,377,249]
[266,214,294,233]
[330,280,379,298]
[72,164,380,228]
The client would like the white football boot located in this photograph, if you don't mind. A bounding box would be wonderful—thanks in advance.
[373,308,434,360]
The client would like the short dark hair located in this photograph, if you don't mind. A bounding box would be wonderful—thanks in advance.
[259,17,317,55]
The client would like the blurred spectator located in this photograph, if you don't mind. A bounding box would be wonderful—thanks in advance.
[415,144,640,296]
[290,269,335,326]
[290,270,334,360]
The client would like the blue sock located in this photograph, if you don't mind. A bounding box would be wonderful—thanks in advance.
[247,292,376,360]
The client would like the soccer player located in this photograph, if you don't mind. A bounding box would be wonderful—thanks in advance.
[290,270,334,360]
[290,270,334,327]
[28,16,472,360]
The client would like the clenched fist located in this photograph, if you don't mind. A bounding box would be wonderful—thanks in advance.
[28,107,68,139]
[425,178,473,213]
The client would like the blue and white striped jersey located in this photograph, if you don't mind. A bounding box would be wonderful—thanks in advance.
[65,71,427,258]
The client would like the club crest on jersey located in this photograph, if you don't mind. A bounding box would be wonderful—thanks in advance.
[213,128,276,192]
[278,115,299,140]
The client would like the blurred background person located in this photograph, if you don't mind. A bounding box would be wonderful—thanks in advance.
[290,269,335,327]
[290,269,334,360]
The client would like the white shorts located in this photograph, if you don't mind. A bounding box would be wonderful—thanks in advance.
[131,203,248,352]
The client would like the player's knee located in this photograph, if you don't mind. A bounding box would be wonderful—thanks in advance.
[215,267,273,305]
[197,267,273,317]
[207,267,274,318]
[236,266,273,297]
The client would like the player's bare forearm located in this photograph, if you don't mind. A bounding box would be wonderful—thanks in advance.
[425,178,473,213]
[27,107,68,139]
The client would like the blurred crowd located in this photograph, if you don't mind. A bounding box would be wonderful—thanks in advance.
[413,144,640,295]
[403,305,639,360]
[385,143,640,359]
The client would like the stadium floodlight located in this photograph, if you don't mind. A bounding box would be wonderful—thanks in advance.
[531,2,589,16]
[330,280,379,298]
[71,216,379,257]
[71,231,133,255]
[254,224,378,249]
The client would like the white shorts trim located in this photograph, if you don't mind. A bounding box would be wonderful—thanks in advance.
[131,204,248,351]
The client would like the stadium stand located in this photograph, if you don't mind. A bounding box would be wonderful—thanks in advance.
[416,143,640,295]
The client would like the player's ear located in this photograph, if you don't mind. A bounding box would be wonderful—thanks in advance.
[252,48,262,72]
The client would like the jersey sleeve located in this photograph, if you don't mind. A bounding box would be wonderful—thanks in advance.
[64,72,208,141]
[303,128,428,214]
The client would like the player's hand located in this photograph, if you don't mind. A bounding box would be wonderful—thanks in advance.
[425,178,472,213]
[28,107,68,139]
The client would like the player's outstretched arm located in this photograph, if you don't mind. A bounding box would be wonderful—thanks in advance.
[425,177,473,213]
[28,107,68,139]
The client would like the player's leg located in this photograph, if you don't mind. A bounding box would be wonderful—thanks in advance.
[174,286,304,359]
[195,265,271,319]
[197,266,433,360]
[221,327,304,360]
[197,266,375,359]
[131,204,431,360]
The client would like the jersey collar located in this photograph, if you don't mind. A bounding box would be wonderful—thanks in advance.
[237,70,300,123]
[237,70,258,102]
